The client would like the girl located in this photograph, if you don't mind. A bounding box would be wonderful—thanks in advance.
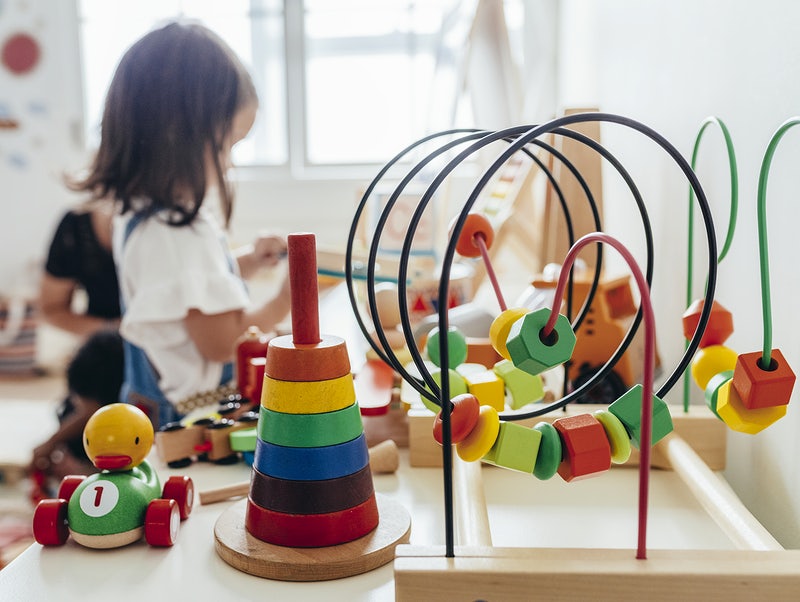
[70,21,291,428]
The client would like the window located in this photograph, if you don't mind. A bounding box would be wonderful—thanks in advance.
[79,0,523,175]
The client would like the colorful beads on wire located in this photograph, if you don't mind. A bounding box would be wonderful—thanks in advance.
[683,299,794,433]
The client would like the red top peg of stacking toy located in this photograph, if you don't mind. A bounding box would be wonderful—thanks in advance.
[288,233,321,345]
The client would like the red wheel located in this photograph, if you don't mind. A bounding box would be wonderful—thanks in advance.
[57,475,86,502]
[162,475,194,520]
[144,499,180,546]
[452,213,494,258]
[33,499,69,546]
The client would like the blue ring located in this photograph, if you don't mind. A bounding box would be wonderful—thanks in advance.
[253,432,369,481]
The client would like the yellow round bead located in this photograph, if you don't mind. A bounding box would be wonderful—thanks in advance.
[593,409,632,464]
[690,345,737,390]
[489,308,528,361]
[456,405,500,462]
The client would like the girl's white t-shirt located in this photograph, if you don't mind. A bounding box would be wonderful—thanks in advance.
[112,208,250,405]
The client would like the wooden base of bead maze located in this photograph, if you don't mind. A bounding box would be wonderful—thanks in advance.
[214,493,411,581]
[394,422,800,601]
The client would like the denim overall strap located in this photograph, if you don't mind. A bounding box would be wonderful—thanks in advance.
[119,213,233,428]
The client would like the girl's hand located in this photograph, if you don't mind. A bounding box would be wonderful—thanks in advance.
[252,234,287,268]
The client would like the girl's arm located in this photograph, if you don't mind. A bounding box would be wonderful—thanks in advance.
[184,273,292,363]
[39,273,115,337]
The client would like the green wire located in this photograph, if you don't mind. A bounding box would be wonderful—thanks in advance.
[683,117,739,412]
[756,117,800,366]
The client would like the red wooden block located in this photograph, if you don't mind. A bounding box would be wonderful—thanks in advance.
[453,212,494,258]
[682,299,734,348]
[553,413,611,482]
[732,349,796,409]
[245,494,379,547]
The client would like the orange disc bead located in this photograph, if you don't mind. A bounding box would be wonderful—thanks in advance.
[453,213,494,258]
[433,393,481,445]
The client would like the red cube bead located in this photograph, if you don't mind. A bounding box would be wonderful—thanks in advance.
[553,413,611,482]
[732,349,795,409]
[682,299,734,348]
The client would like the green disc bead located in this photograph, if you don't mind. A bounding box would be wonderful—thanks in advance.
[532,421,562,480]
[704,370,733,420]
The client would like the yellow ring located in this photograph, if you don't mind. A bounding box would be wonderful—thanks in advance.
[262,374,355,414]
[593,409,631,464]
[489,308,528,360]
[456,405,500,462]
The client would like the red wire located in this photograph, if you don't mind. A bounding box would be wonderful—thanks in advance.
[474,233,507,311]
[545,232,656,560]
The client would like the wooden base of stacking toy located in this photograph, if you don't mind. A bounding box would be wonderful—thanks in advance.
[214,493,411,581]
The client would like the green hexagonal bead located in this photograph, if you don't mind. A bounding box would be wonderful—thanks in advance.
[505,308,576,376]
[608,384,674,449]
[426,326,468,369]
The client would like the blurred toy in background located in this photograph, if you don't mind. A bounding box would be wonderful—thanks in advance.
[32,403,193,548]
[29,330,124,500]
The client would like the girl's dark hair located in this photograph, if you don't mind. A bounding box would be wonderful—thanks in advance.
[70,21,257,227]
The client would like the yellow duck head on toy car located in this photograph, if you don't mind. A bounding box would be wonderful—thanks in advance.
[83,403,155,471]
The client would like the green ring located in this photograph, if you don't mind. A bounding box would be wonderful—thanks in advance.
[704,370,733,420]
[532,421,561,480]
[258,403,364,448]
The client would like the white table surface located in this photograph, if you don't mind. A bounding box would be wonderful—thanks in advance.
[0,446,735,601]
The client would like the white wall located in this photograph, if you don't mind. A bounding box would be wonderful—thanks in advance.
[558,0,800,547]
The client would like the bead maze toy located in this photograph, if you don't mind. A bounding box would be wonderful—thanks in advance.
[32,403,194,548]
[213,232,411,581]
[344,112,800,599]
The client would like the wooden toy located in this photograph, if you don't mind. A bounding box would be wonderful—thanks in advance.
[552,413,612,482]
[32,403,193,548]
[235,326,273,404]
[354,358,395,416]
[455,405,500,462]
[682,299,734,347]
[690,344,737,390]
[433,392,480,445]
[505,308,577,377]
[344,112,800,599]
[214,232,410,581]
[732,349,795,409]
[482,421,541,473]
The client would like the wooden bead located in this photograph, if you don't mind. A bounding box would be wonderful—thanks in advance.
[245,494,379,547]
[682,299,734,348]
[463,369,505,411]
[426,326,468,368]
[465,336,503,368]
[532,422,562,480]
[716,379,787,434]
[553,413,612,482]
[608,384,673,449]
[489,308,528,361]
[593,409,632,464]
[493,359,544,409]
[253,433,369,481]
[258,403,364,448]
[732,349,796,409]
[433,393,480,445]
[704,370,733,420]
[453,212,494,258]
[422,369,469,413]
[261,373,355,414]
[265,334,351,382]
[691,345,738,390]
[505,308,577,376]
[249,464,374,514]
[482,422,542,473]
[456,405,500,462]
